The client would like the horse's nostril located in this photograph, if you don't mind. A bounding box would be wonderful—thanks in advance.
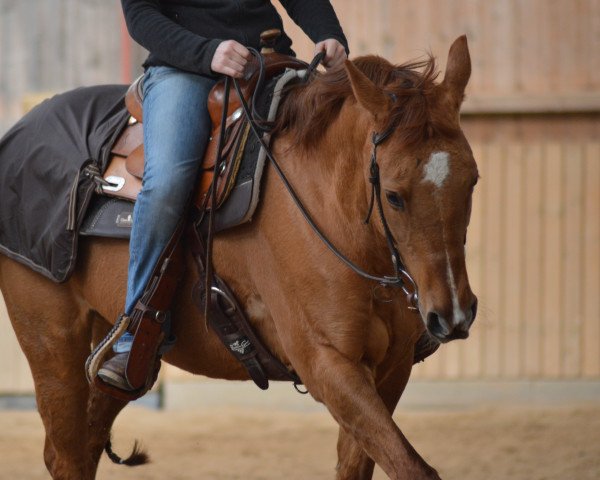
[469,298,478,325]
[427,311,450,339]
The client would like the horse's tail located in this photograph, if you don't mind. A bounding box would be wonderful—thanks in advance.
[104,435,149,467]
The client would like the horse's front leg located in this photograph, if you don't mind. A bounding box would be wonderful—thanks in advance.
[287,337,438,480]
[335,343,418,480]
[85,318,131,475]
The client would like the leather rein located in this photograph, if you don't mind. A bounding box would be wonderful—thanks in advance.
[213,49,419,310]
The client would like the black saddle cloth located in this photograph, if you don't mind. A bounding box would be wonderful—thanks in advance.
[0,85,129,282]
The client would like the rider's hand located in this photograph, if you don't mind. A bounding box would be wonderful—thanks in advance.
[314,39,347,70]
[211,40,251,78]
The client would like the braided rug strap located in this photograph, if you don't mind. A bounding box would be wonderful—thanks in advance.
[85,314,131,384]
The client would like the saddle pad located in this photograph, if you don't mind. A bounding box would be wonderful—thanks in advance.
[80,196,134,239]
[0,85,130,282]
[208,67,307,232]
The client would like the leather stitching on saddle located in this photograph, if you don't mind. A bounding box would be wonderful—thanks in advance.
[220,122,251,207]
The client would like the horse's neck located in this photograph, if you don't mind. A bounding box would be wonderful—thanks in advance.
[273,102,391,268]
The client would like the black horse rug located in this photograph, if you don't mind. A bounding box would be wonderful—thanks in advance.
[0,67,303,283]
[0,85,129,282]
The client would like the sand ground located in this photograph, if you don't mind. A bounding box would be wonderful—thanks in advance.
[0,404,598,479]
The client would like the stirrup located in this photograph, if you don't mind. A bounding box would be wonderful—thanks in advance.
[85,314,131,384]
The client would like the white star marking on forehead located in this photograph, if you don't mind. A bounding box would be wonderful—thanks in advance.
[422,151,450,188]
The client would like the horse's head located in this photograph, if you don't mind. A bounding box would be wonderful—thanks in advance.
[345,36,478,343]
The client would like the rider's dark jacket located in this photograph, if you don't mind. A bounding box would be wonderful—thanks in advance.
[121,0,349,76]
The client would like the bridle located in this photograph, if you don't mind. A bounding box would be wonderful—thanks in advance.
[218,48,420,310]
[364,126,419,309]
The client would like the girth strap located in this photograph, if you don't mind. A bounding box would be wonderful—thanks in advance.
[190,225,302,389]
[209,282,269,390]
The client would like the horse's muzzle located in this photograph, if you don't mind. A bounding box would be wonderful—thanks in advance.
[425,297,478,343]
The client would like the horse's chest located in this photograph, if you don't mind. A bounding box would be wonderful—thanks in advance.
[364,315,391,366]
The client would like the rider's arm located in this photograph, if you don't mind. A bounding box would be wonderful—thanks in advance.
[121,0,222,76]
[278,0,349,54]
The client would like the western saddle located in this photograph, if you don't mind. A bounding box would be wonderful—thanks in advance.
[102,48,306,211]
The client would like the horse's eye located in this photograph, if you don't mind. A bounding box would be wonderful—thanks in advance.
[385,191,405,210]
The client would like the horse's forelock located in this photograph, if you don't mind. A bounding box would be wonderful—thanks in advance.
[273,55,455,151]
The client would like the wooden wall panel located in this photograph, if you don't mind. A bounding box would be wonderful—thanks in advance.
[503,144,524,378]
[542,144,563,377]
[278,0,600,111]
[582,144,600,377]
[522,145,544,377]
[0,0,143,134]
[563,145,584,377]
[482,145,504,377]
[2,1,599,132]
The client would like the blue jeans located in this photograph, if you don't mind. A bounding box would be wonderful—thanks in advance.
[114,66,216,354]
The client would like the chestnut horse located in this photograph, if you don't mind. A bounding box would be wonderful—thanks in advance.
[0,36,478,479]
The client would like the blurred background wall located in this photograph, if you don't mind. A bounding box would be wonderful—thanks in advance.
[0,0,598,399]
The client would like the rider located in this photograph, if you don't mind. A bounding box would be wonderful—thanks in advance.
[96,0,349,392]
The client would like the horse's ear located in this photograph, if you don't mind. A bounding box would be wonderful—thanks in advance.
[345,60,389,118]
[441,35,471,106]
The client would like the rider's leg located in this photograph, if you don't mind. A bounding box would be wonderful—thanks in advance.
[98,66,216,390]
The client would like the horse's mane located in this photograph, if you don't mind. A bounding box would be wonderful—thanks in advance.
[273,55,452,150]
